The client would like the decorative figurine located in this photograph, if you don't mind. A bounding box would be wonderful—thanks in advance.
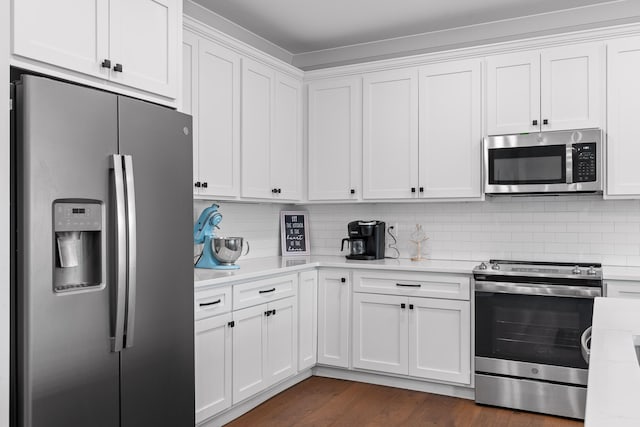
[410,224,428,261]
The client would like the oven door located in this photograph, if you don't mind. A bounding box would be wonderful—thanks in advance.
[475,282,595,385]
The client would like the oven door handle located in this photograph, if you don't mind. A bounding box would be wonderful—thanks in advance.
[475,281,601,298]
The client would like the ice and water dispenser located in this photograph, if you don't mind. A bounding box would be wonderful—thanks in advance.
[53,201,103,293]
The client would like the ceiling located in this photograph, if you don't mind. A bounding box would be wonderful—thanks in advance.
[192,0,616,55]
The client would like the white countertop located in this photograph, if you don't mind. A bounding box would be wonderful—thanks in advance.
[602,266,640,281]
[585,297,640,427]
[194,256,478,288]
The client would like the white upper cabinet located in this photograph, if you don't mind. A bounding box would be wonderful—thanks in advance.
[109,0,178,97]
[486,43,603,135]
[486,51,540,135]
[307,77,362,201]
[272,74,303,201]
[13,0,109,78]
[242,58,302,201]
[362,68,419,199]
[184,32,241,198]
[607,36,640,197]
[418,59,482,199]
[13,0,180,99]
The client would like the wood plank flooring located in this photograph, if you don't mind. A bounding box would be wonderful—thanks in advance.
[226,377,583,427]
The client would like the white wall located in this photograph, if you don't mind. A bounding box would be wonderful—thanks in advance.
[1,0,10,425]
[306,197,640,266]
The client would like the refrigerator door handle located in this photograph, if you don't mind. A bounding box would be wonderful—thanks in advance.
[111,154,127,352]
[123,155,137,348]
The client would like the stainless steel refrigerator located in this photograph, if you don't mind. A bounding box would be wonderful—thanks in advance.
[11,75,194,426]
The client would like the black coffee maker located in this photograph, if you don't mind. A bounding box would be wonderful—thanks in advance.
[341,220,385,260]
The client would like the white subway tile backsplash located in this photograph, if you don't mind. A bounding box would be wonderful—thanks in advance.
[191,197,640,267]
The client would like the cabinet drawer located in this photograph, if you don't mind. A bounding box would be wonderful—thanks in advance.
[605,280,640,299]
[233,274,297,310]
[353,270,470,300]
[195,286,232,320]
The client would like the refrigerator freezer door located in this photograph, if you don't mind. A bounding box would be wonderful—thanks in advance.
[117,96,195,427]
[16,75,120,426]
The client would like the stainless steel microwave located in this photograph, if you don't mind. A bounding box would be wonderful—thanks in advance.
[484,129,602,195]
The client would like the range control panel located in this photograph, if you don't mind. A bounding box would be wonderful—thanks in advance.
[572,142,597,183]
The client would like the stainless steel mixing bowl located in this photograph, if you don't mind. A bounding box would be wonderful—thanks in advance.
[211,237,249,265]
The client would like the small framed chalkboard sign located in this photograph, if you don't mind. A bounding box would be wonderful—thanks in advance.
[280,211,310,256]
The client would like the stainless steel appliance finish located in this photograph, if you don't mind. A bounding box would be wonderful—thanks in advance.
[484,129,602,195]
[211,236,250,264]
[13,75,194,426]
[473,260,603,420]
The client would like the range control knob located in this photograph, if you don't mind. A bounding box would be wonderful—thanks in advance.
[587,266,597,275]
[478,262,488,270]
[491,263,500,270]
[572,266,582,275]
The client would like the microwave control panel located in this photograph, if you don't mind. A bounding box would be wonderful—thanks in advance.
[572,142,597,182]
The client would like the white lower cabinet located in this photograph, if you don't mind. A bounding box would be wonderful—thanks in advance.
[605,280,640,298]
[298,270,318,371]
[317,270,351,368]
[353,284,471,384]
[195,313,232,424]
[232,296,298,403]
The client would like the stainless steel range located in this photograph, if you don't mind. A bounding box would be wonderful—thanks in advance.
[473,260,603,420]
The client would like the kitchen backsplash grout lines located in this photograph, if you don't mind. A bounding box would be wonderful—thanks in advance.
[194,196,640,266]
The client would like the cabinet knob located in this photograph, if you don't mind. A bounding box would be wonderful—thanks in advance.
[202,182,208,188]
[532,120,538,126]
[419,187,424,193]
[277,188,282,194]
[272,309,276,316]
[113,63,123,72]
[265,310,271,317]
[340,277,346,283]
[227,321,235,328]
[194,181,201,188]
[411,187,416,193]
[350,189,355,194]
[401,303,406,309]
[409,304,414,310]
[272,188,277,193]
[101,59,111,68]
[543,119,549,125]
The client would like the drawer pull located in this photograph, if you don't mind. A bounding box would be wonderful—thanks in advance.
[259,288,276,294]
[199,299,221,307]
[396,283,421,288]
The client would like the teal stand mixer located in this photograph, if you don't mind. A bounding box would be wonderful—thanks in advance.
[194,204,248,269]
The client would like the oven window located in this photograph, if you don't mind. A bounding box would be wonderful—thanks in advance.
[475,292,592,369]
[488,145,566,185]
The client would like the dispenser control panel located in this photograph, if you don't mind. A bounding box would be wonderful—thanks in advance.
[54,202,102,232]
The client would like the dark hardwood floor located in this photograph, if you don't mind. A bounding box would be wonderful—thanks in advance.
[226,377,583,427]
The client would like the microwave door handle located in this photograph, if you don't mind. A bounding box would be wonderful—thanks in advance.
[566,143,574,184]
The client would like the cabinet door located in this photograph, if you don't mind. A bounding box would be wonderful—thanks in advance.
[606,280,640,299]
[13,0,109,79]
[195,313,232,423]
[363,69,418,199]
[418,59,482,198]
[607,37,640,196]
[182,31,199,192]
[317,270,351,368]
[266,297,298,385]
[409,298,471,384]
[352,293,408,375]
[197,38,241,198]
[486,51,540,135]
[242,58,274,199]
[308,77,362,200]
[298,271,318,371]
[109,0,178,98]
[232,304,267,403]
[541,44,603,131]
[272,73,302,200]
